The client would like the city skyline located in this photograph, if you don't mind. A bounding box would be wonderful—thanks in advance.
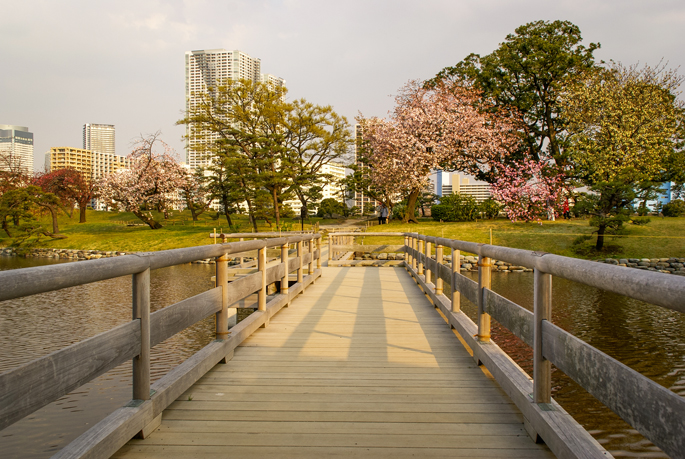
[2,1,684,171]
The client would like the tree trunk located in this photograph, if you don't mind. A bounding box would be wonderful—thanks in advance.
[246,200,258,232]
[79,205,87,223]
[403,188,420,224]
[595,224,606,251]
[272,187,280,228]
[2,220,12,237]
[45,205,60,234]
[223,207,233,226]
[133,210,163,229]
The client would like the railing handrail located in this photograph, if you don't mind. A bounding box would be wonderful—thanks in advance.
[0,234,320,303]
[0,233,323,458]
[403,232,684,459]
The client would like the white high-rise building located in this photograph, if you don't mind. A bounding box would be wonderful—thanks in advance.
[184,49,285,168]
[83,124,115,156]
[284,162,348,215]
[0,125,34,173]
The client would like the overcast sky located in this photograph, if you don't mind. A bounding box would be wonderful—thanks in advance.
[2,0,684,170]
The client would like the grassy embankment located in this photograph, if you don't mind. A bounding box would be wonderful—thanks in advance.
[2,209,684,259]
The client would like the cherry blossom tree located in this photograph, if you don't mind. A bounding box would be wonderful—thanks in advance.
[490,158,566,222]
[358,80,519,223]
[98,133,185,229]
[34,168,96,223]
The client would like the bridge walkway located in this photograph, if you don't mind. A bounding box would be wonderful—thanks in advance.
[112,266,555,458]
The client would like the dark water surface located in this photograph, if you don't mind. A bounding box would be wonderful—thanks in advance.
[0,256,216,458]
[1,258,683,458]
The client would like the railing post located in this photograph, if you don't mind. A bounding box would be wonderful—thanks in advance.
[425,240,432,285]
[407,236,413,268]
[132,268,150,401]
[435,244,443,295]
[239,237,244,265]
[452,248,460,313]
[281,242,289,294]
[534,268,552,404]
[418,238,424,275]
[258,245,267,327]
[297,240,304,285]
[308,238,314,275]
[404,235,409,263]
[215,252,229,341]
[328,234,332,263]
[411,236,418,271]
[316,237,321,269]
[477,253,492,343]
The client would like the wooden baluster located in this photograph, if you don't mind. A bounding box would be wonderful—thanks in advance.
[132,268,150,401]
[215,252,229,341]
[297,240,304,285]
[328,234,332,263]
[316,237,321,269]
[281,242,289,294]
[418,239,424,276]
[452,248,460,313]
[258,246,267,328]
[412,237,418,272]
[425,240,432,285]
[534,268,552,404]
[239,237,244,265]
[404,236,409,263]
[477,254,492,344]
[435,244,443,295]
[308,238,314,275]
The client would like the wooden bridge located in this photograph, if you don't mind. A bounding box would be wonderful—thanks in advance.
[1,232,684,459]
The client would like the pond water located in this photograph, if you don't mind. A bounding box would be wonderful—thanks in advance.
[1,257,683,458]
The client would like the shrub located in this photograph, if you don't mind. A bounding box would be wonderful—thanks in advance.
[479,198,502,219]
[431,193,479,222]
[630,217,651,225]
[662,199,685,217]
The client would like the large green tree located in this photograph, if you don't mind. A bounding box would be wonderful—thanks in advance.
[428,20,600,174]
[563,63,685,249]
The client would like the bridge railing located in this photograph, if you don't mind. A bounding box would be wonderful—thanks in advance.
[0,233,322,459]
[401,232,685,459]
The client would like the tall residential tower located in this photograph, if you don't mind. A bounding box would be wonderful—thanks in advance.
[83,124,115,156]
[0,125,34,173]
[184,49,285,168]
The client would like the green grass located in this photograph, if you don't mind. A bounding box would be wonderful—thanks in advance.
[2,210,684,260]
[0,210,338,253]
[361,216,685,259]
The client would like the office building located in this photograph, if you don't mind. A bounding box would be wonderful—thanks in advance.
[45,147,93,179]
[83,124,115,156]
[284,162,348,215]
[353,124,374,214]
[432,171,492,203]
[0,125,34,173]
[184,49,285,168]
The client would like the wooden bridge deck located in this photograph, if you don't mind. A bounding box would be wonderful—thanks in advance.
[112,267,555,458]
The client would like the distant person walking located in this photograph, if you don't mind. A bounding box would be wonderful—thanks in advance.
[381,204,389,224]
[563,198,571,220]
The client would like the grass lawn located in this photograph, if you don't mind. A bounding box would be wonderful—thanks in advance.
[0,210,343,253]
[2,209,683,260]
[361,216,685,259]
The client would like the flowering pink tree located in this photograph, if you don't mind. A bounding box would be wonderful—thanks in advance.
[358,80,519,223]
[98,133,186,229]
[490,158,566,222]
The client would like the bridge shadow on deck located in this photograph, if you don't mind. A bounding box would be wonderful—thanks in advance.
[112,267,555,459]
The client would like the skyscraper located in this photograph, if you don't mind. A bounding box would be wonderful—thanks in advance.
[184,49,285,168]
[83,124,115,156]
[0,125,34,173]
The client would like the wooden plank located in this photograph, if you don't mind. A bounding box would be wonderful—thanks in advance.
[543,321,685,459]
[484,289,534,347]
[328,260,405,267]
[0,320,140,431]
[331,244,405,253]
[113,444,555,459]
[150,288,222,347]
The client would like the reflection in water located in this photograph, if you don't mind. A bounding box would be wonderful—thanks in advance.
[458,271,685,458]
[0,257,216,459]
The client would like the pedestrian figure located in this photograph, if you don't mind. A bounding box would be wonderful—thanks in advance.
[377,204,386,225]
[563,198,571,220]
[381,204,389,224]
